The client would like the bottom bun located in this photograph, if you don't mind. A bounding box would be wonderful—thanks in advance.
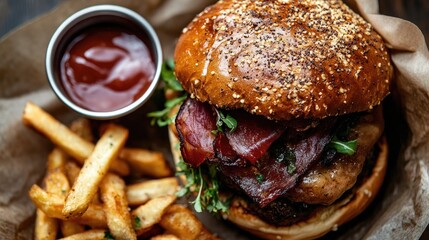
[225,137,388,240]
[168,116,388,240]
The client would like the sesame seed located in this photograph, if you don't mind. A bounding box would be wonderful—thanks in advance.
[232,93,241,99]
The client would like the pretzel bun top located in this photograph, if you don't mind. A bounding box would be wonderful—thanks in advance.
[174,0,393,120]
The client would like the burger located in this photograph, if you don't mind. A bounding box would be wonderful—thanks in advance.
[168,0,392,239]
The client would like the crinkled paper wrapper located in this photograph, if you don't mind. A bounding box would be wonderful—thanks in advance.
[0,0,428,239]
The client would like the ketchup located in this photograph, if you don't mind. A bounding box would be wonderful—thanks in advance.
[60,26,155,112]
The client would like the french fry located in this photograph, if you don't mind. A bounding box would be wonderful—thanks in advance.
[35,149,69,240]
[131,196,176,235]
[46,150,86,237]
[64,155,102,204]
[47,148,68,172]
[25,103,217,240]
[64,161,80,185]
[160,205,219,240]
[44,170,70,198]
[22,102,129,176]
[151,234,180,240]
[29,185,107,228]
[126,177,179,206]
[63,124,128,218]
[35,209,58,240]
[70,118,94,142]
[120,148,172,178]
[60,221,85,237]
[100,173,136,240]
[58,229,107,240]
[70,118,102,202]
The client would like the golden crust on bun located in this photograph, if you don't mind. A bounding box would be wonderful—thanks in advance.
[174,0,393,121]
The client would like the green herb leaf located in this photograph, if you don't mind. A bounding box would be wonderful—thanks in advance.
[193,170,204,212]
[166,58,175,69]
[176,187,188,197]
[161,60,183,91]
[147,93,187,127]
[176,158,230,214]
[287,162,296,174]
[147,108,170,118]
[133,216,142,229]
[272,145,297,175]
[285,147,296,174]
[147,59,187,127]
[104,230,115,240]
[165,94,188,108]
[328,138,357,155]
[214,109,238,133]
[223,114,237,132]
[256,173,264,183]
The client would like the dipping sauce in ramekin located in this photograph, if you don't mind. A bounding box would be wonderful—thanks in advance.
[46,5,162,119]
[60,25,155,112]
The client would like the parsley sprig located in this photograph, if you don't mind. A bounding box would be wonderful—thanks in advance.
[176,159,230,213]
[212,109,238,135]
[147,59,187,127]
[133,216,142,229]
[161,59,184,91]
[328,138,357,155]
[327,122,358,155]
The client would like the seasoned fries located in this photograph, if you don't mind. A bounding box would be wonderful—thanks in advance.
[47,148,67,172]
[69,118,94,142]
[24,102,218,239]
[63,124,128,218]
[35,148,69,240]
[120,148,172,178]
[100,173,136,240]
[64,161,80,185]
[29,185,107,228]
[23,102,129,176]
[131,196,176,235]
[58,229,106,240]
[126,177,179,206]
[151,234,180,240]
[60,221,85,237]
[35,209,58,240]
[160,204,219,240]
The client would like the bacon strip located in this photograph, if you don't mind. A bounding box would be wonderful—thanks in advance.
[224,111,286,164]
[176,98,286,167]
[175,97,336,206]
[176,98,217,167]
[217,121,336,207]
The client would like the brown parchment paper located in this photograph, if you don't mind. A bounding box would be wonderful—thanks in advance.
[0,0,428,239]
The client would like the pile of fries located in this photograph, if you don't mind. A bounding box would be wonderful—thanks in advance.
[23,102,217,240]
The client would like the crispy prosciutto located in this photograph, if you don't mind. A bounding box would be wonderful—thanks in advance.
[224,111,286,164]
[176,98,217,167]
[175,97,336,206]
[176,98,286,167]
[217,121,335,207]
